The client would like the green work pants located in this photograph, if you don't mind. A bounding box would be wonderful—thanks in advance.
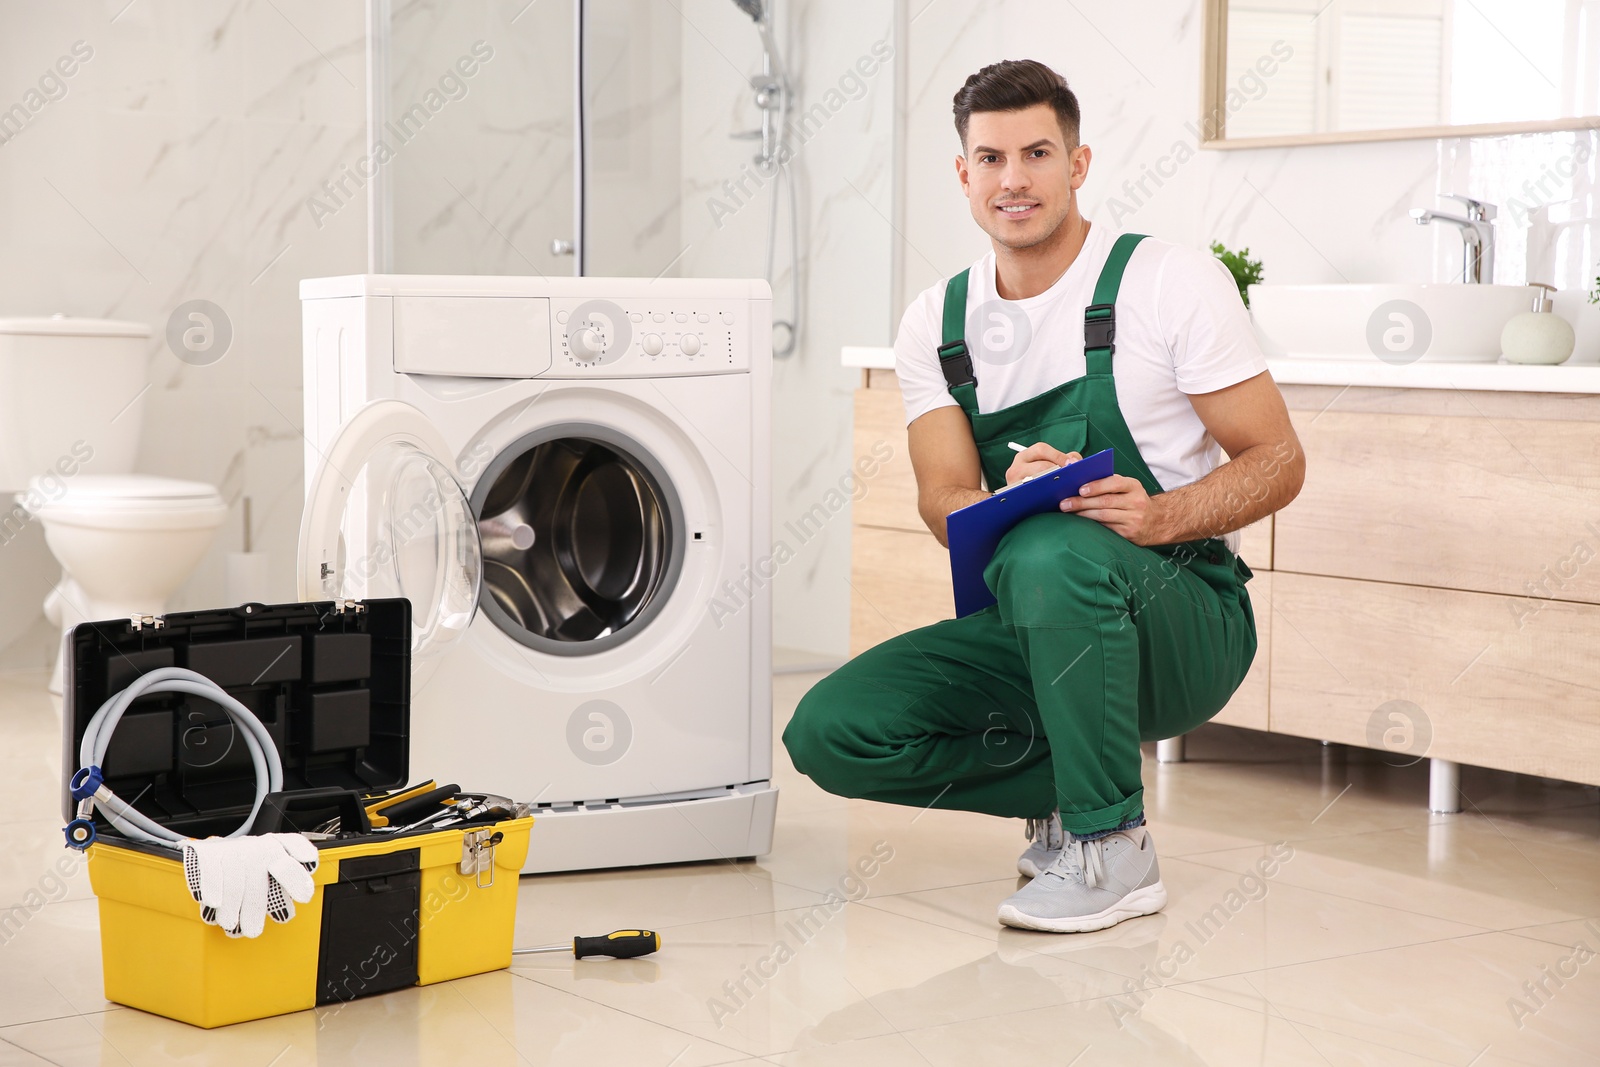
[784,511,1257,837]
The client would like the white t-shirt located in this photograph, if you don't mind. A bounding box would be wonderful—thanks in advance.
[893,224,1268,552]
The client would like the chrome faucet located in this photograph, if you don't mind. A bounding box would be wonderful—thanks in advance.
[1410,194,1496,283]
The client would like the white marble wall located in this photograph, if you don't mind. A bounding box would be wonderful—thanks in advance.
[0,0,366,668]
[676,0,896,659]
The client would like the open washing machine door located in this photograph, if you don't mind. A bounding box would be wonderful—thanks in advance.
[469,423,685,657]
[297,400,482,665]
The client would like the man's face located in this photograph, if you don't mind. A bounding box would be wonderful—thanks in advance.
[957,103,1086,251]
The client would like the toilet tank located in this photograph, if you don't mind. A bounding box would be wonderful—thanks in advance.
[0,317,150,494]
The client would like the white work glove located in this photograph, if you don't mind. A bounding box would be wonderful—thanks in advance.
[181,834,320,939]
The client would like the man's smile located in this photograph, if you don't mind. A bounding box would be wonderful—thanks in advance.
[996,200,1041,219]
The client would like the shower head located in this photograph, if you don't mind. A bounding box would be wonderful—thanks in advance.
[731,0,764,21]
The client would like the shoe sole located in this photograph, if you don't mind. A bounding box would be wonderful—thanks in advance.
[996,881,1168,933]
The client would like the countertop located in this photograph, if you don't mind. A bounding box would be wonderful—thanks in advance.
[840,345,1600,395]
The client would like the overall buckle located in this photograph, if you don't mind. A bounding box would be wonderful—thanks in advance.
[937,339,976,388]
[1084,304,1116,352]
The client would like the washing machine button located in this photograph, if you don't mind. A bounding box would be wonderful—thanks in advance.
[556,310,569,324]
[641,333,664,356]
[674,312,687,323]
[721,311,735,325]
[680,333,702,356]
[696,312,710,323]
[652,312,666,323]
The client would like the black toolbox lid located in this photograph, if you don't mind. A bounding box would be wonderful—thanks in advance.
[61,599,412,839]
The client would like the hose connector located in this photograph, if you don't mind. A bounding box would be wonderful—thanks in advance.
[70,766,104,803]
[64,819,96,850]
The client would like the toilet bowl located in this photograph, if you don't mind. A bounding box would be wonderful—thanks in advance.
[27,474,227,692]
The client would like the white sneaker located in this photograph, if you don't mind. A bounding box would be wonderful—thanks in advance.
[998,826,1167,934]
[1017,811,1065,878]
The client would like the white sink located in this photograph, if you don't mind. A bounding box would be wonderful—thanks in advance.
[1249,283,1536,363]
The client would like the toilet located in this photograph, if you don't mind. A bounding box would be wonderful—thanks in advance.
[0,316,227,692]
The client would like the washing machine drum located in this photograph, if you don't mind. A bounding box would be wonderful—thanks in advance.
[473,431,683,654]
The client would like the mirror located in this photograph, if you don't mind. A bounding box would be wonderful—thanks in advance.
[1203,0,1600,146]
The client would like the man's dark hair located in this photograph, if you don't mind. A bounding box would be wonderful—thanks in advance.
[952,59,1081,152]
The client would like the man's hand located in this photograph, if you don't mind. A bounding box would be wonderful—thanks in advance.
[1060,372,1306,548]
[1005,442,1080,486]
[998,441,1164,543]
[1009,442,1165,543]
[1063,473,1164,545]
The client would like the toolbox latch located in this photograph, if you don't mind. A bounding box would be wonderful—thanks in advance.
[460,828,504,888]
[127,614,166,631]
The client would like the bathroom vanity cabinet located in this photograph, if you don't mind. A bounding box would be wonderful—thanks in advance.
[849,366,1600,793]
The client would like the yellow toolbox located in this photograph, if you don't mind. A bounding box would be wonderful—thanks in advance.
[62,599,533,1028]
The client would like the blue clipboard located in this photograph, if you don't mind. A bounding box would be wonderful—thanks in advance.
[946,448,1116,617]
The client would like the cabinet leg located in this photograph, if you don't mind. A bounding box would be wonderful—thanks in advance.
[1429,758,1461,814]
[1157,736,1186,764]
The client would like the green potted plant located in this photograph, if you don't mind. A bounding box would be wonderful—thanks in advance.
[1210,241,1265,308]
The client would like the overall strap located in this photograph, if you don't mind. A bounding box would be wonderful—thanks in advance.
[937,268,979,418]
[1083,233,1147,375]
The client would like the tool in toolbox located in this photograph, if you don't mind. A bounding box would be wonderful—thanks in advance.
[375,792,522,833]
[360,780,452,827]
[60,598,538,1028]
[513,929,662,959]
[368,782,461,826]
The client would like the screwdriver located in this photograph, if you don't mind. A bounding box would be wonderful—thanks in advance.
[512,929,660,959]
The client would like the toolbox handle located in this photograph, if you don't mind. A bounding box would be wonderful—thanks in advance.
[248,788,371,836]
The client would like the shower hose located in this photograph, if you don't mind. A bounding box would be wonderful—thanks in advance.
[65,667,283,850]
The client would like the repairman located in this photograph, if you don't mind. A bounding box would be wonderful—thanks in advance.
[784,59,1305,933]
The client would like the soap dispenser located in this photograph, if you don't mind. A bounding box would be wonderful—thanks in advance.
[1502,283,1576,365]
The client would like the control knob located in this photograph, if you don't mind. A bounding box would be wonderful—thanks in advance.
[570,327,604,360]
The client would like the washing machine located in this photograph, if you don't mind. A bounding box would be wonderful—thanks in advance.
[296,275,776,873]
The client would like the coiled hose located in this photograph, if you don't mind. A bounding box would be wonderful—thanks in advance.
[66,667,283,849]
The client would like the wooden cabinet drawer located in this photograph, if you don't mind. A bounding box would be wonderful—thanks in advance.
[1268,572,1600,786]
[853,386,922,533]
[1212,571,1270,731]
[1238,515,1272,572]
[1276,406,1600,602]
[849,526,954,657]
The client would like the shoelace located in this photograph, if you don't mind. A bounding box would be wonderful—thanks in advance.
[1045,837,1107,890]
[1024,814,1064,851]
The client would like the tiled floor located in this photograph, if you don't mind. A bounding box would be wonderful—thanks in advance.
[3,668,1599,1064]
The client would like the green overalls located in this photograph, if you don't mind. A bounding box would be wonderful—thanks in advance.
[784,234,1258,837]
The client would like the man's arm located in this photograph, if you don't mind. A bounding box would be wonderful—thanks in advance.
[1012,371,1304,545]
[908,406,990,547]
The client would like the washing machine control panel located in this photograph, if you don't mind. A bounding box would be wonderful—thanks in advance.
[550,298,751,376]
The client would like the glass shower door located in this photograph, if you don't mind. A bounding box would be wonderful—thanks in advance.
[371,0,681,278]
[379,0,577,276]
